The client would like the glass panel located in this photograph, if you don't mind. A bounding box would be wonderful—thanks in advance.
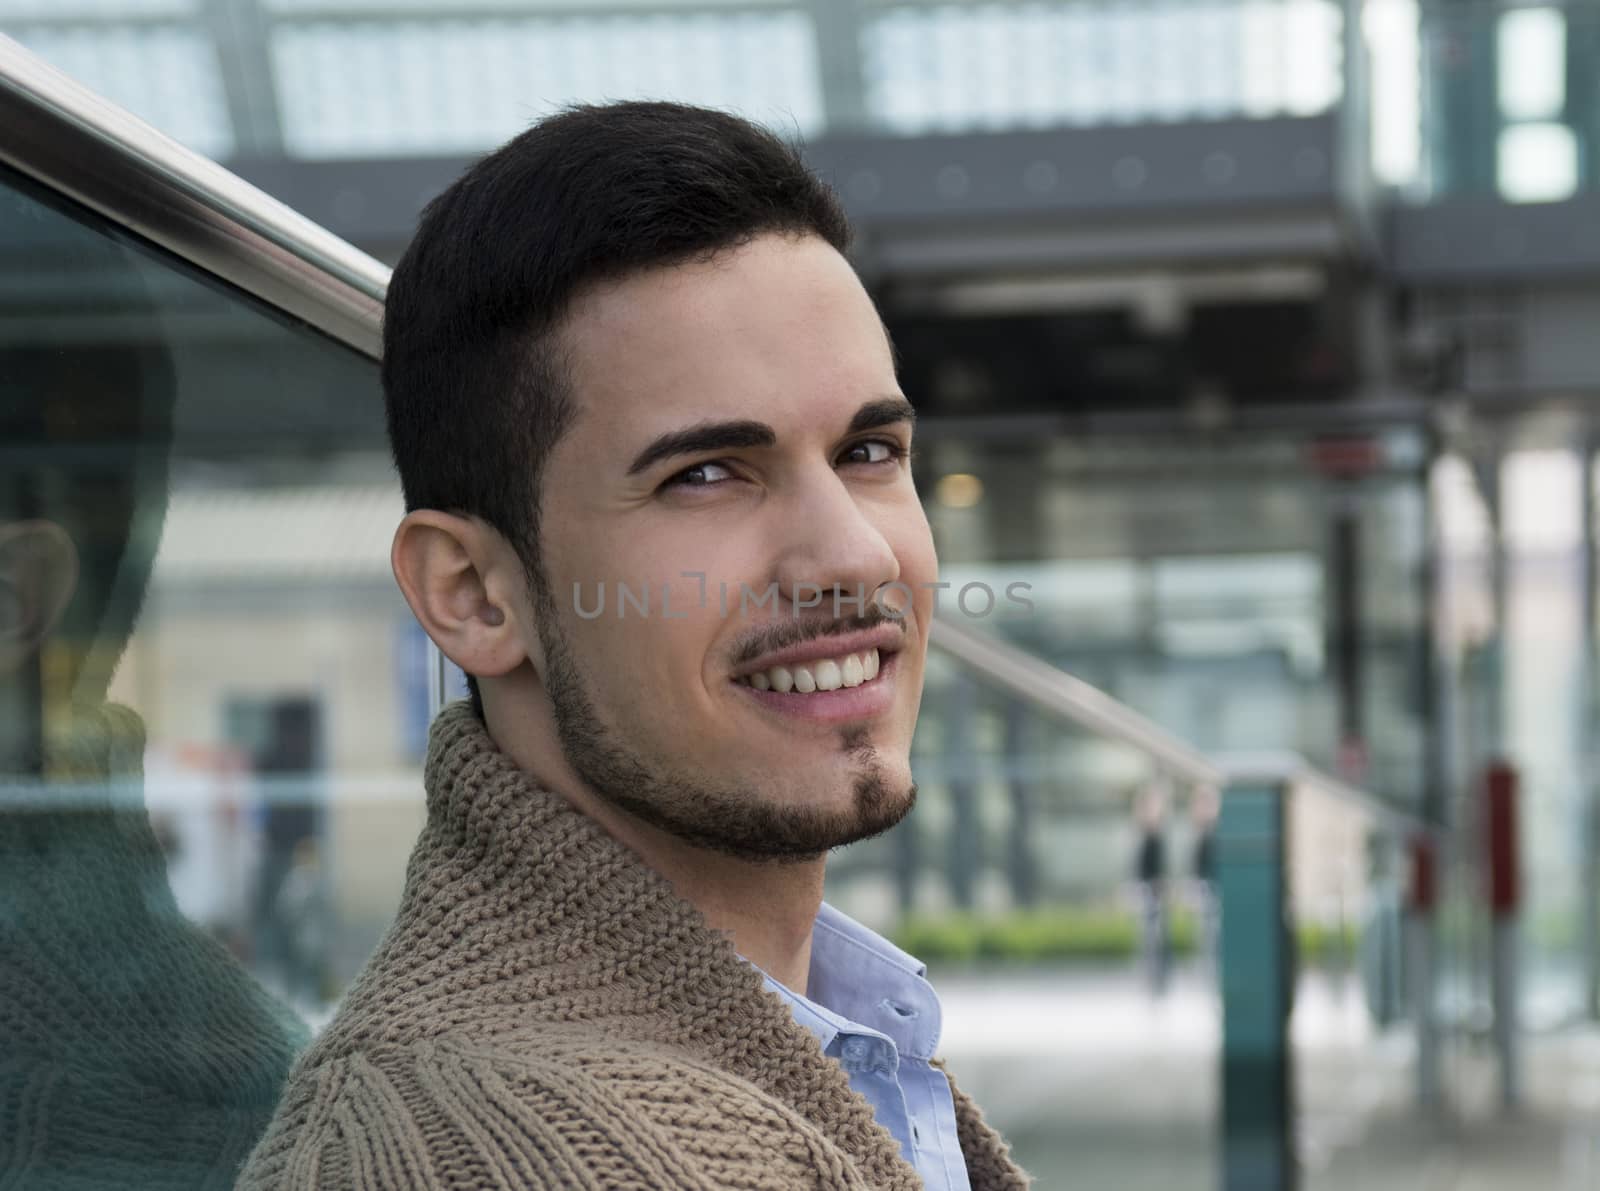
[1419,0,1600,201]
[0,0,195,17]
[263,0,789,12]
[911,431,1429,810]
[0,163,400,1182]
[1502,449,1588,1024]
[1365,0,1423,189]
[1497,6,1567,123]
[863,0,1344,136]
[825,669,1223,1188]
[269,12,824,159]
[1496,121,1580,203]
[826,652,1418,1187]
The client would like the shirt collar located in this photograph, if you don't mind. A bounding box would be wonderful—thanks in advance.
[758,902,943,1062]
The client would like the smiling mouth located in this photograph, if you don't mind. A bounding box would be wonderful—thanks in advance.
[734,646,886,694]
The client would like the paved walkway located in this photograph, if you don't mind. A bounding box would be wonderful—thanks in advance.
[933,966,1600,1190]
[1309,1032,1600,1191]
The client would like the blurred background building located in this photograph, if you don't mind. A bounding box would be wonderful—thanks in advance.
[4,0,1600,1187]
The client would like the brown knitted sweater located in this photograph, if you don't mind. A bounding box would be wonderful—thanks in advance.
[238,703,1028,1189]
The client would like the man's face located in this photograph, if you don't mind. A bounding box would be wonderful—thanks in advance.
[529,232,937,861]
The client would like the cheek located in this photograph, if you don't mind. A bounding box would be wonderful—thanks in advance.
[559,589,727,717]
[891,504,939,592]
[544,519,758,710]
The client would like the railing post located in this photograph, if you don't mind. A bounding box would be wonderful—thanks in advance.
[1406,833,1442,1111]
[1218,780,1297,1191]
[1484,759,1521,1109]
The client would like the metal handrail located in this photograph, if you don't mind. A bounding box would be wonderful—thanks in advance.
[931,612,1221,786]
[933,613,1425,829]
[1217,749,1429,832]
[0,36,388,358]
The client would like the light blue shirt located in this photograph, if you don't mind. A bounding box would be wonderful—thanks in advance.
[756,903,971,1191]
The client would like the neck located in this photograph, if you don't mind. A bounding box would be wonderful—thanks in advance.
[484,686,825,996]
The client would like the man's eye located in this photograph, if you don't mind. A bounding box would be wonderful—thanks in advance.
[665,460,734,488]
[840,438,907,466]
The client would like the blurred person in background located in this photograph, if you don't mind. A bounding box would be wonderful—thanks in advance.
[247,698,325,1001]
[241,102,1027,1190]
[1133,779,1172,998]
[268,836,332,1008]
[1189,782,1222,983]
[0,182,308,1187]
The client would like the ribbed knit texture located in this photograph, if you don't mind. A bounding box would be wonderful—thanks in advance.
[240,702,1029,1189]
[0,704,309,1190]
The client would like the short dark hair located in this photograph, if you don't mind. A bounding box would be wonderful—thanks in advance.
[382,102,853,639]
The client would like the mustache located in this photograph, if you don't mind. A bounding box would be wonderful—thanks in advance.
[727,605,907,669]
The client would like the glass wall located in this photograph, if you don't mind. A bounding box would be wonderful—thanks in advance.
[1419,0,1600,202]
[810,424,1432,1186]
[827,677,1228,1190]
[909,428,1431,809]
[0,161,410,1184]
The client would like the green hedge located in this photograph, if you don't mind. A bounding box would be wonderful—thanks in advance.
[1297,920,1359,964]
[893,909,1195,963]
[893,908,1355,965]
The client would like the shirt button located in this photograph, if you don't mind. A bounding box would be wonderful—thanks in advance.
[842,1037,872,1065]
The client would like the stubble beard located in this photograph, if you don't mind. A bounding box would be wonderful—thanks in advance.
[535,606,916,863]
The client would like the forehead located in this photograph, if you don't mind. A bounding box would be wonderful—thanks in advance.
[557,234,894,439]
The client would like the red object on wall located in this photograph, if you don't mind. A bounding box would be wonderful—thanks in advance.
[1307,435,1383,478]
[1485,760,1520,916]
[1409,834,1437,914]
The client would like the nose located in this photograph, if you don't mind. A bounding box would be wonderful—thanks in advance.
[771,466,901,618]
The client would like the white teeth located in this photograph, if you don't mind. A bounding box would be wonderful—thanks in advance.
[813,659,843,692]
[743,647,886,694]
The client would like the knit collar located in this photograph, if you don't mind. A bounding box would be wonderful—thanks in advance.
[3,701,172,905]
[43,700,147,784]
[313,700,926,1189]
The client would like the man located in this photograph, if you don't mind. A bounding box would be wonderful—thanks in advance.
[1133,781,1170,998]
[241,101,1027,1190]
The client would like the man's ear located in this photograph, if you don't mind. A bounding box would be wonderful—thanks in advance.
[0,520,79,674]
[391,511,530,680]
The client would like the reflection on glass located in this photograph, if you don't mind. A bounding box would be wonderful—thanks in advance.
[0,165,397,1186]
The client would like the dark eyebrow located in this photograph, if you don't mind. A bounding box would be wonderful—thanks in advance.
[626,398,916,478]
[626,420,776,476]
[847,397,917,435]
